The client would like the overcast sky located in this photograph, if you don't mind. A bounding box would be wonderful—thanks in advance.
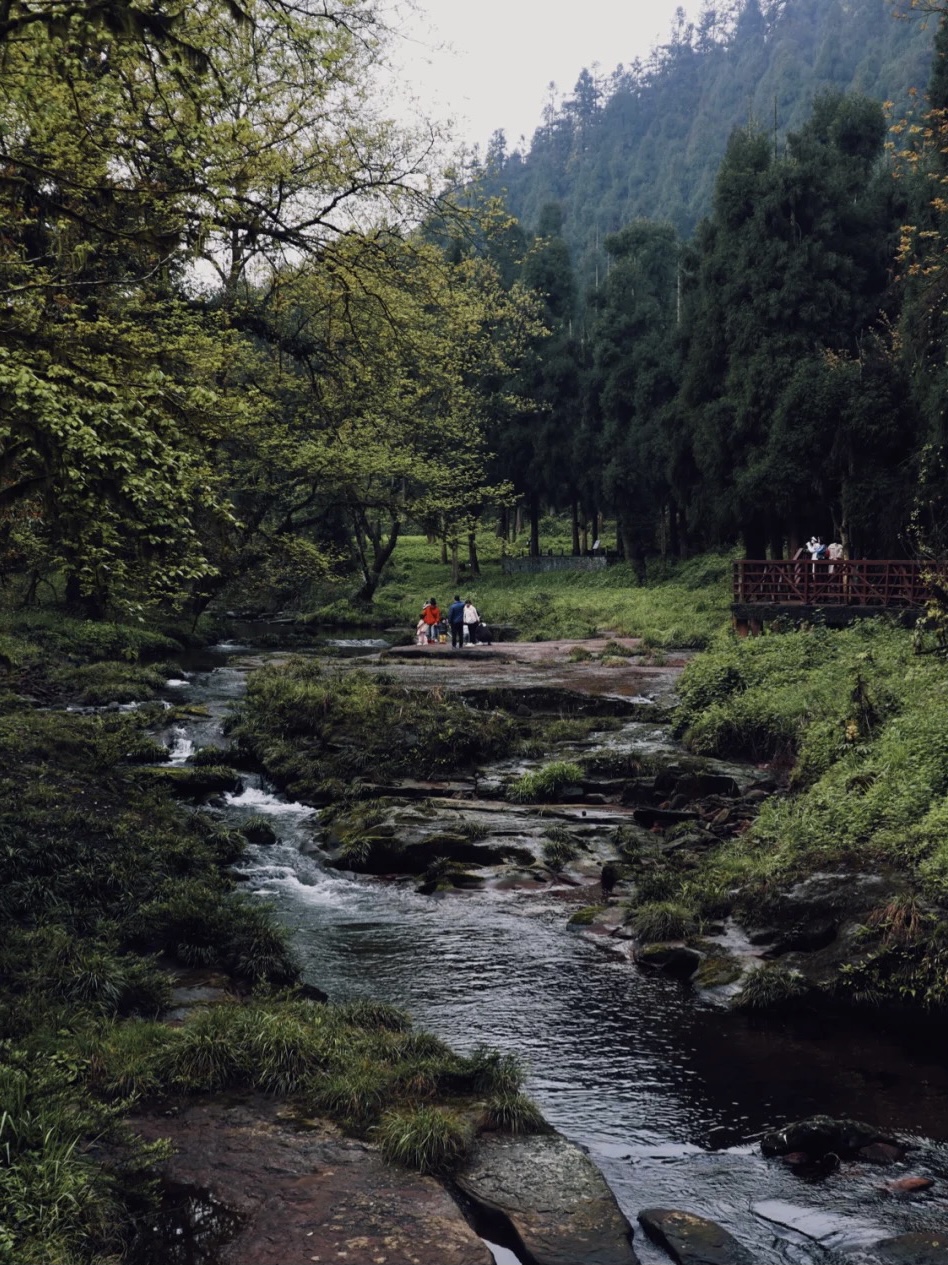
[392,0,699,153]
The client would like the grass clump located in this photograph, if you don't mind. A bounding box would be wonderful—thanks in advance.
[542,835,580,870]
[734,964,811,1011]
[507,760,583,803]
[376,1105,472,1174]
[629,900,697,942]
[482,1092,548,1135]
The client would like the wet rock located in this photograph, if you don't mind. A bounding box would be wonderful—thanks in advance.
[634,943,702,980]
[762,919,837,956]
[133,1097,491,1265]
[753,1200,888,1251]
[456,1132,640,1265]
[637,1208,753,1264]
[859,1141,907,1165]
[760,1115,897,1160]
[870,1230,948,1262]
[884,1177,935,1194]
[241,819,278,845]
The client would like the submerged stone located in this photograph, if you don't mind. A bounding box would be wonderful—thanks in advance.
[456,1132,640,1265]
[637,1208,753,1265]
[874,1231,948,1262]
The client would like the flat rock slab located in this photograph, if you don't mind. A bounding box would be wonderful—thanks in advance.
[134,1097,490,1265]
[872,1232,948,1263]
[638,1209,753,1265]
[455,1132,639,1265]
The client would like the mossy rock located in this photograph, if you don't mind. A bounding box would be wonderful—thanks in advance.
[693,953,743,988]
[635,942,702,980]
[136,766,243,800]
[568,905,606,926]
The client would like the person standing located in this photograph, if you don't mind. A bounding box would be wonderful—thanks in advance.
[462,599,480,645]
[446,594,465,649]
[421,598,441,643]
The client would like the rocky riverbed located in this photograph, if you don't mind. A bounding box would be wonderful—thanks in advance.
[135,633,948,1265]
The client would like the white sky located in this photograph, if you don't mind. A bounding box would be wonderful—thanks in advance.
[392,1,699,153]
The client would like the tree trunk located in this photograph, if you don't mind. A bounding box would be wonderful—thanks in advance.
[467,531,480,577]
[529,497,540,557]
[450,538,459,584]
[441,538,448,565]
[571,501,580,555]
[351,513,399,604]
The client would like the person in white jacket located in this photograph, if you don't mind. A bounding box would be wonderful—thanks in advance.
[462,600,480,645]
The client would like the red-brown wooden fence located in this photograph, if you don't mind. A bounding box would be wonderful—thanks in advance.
[732,559,930,607]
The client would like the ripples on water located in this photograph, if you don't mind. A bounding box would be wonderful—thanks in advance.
[177,662,948,1264]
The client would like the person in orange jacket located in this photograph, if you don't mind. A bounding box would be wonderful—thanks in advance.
[421,598,441,643]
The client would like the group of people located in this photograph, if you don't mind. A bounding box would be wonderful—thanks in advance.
[798,537,844,562]
[415,596,490,647]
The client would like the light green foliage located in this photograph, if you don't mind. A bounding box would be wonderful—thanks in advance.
[662,618,948,1005]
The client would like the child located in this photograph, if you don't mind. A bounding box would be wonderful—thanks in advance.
[415,617,428,646]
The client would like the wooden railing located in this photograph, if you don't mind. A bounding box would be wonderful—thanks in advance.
[733,559,930,607]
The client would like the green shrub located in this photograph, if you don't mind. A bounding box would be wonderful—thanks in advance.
[460,1047,524,1095]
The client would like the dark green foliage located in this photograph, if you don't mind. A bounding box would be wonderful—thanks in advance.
[477,0,932,287]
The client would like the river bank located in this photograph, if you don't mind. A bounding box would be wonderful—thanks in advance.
[5,612,948,1264]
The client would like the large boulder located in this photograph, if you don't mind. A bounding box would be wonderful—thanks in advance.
[760,1115,897,1160]
[455,1132,640,1265]
[638,1208,754,1265]
[133,1097,491,1265]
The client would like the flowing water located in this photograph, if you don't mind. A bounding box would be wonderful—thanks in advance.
[159,646,948,1264]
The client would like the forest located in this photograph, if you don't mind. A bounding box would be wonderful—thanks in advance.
[2,0,948,617]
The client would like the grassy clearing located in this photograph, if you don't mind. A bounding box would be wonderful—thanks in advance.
[311,534,734,648]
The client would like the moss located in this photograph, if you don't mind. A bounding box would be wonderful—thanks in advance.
[568,905,606,926]
[693,953,743,988]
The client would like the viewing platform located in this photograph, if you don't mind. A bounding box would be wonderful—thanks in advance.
[731,559,930,634]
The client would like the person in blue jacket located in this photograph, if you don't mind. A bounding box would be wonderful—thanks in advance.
[446,594,465,649]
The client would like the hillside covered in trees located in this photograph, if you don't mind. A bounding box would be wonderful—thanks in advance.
[455,0,948,568]
[476,0,935,290]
